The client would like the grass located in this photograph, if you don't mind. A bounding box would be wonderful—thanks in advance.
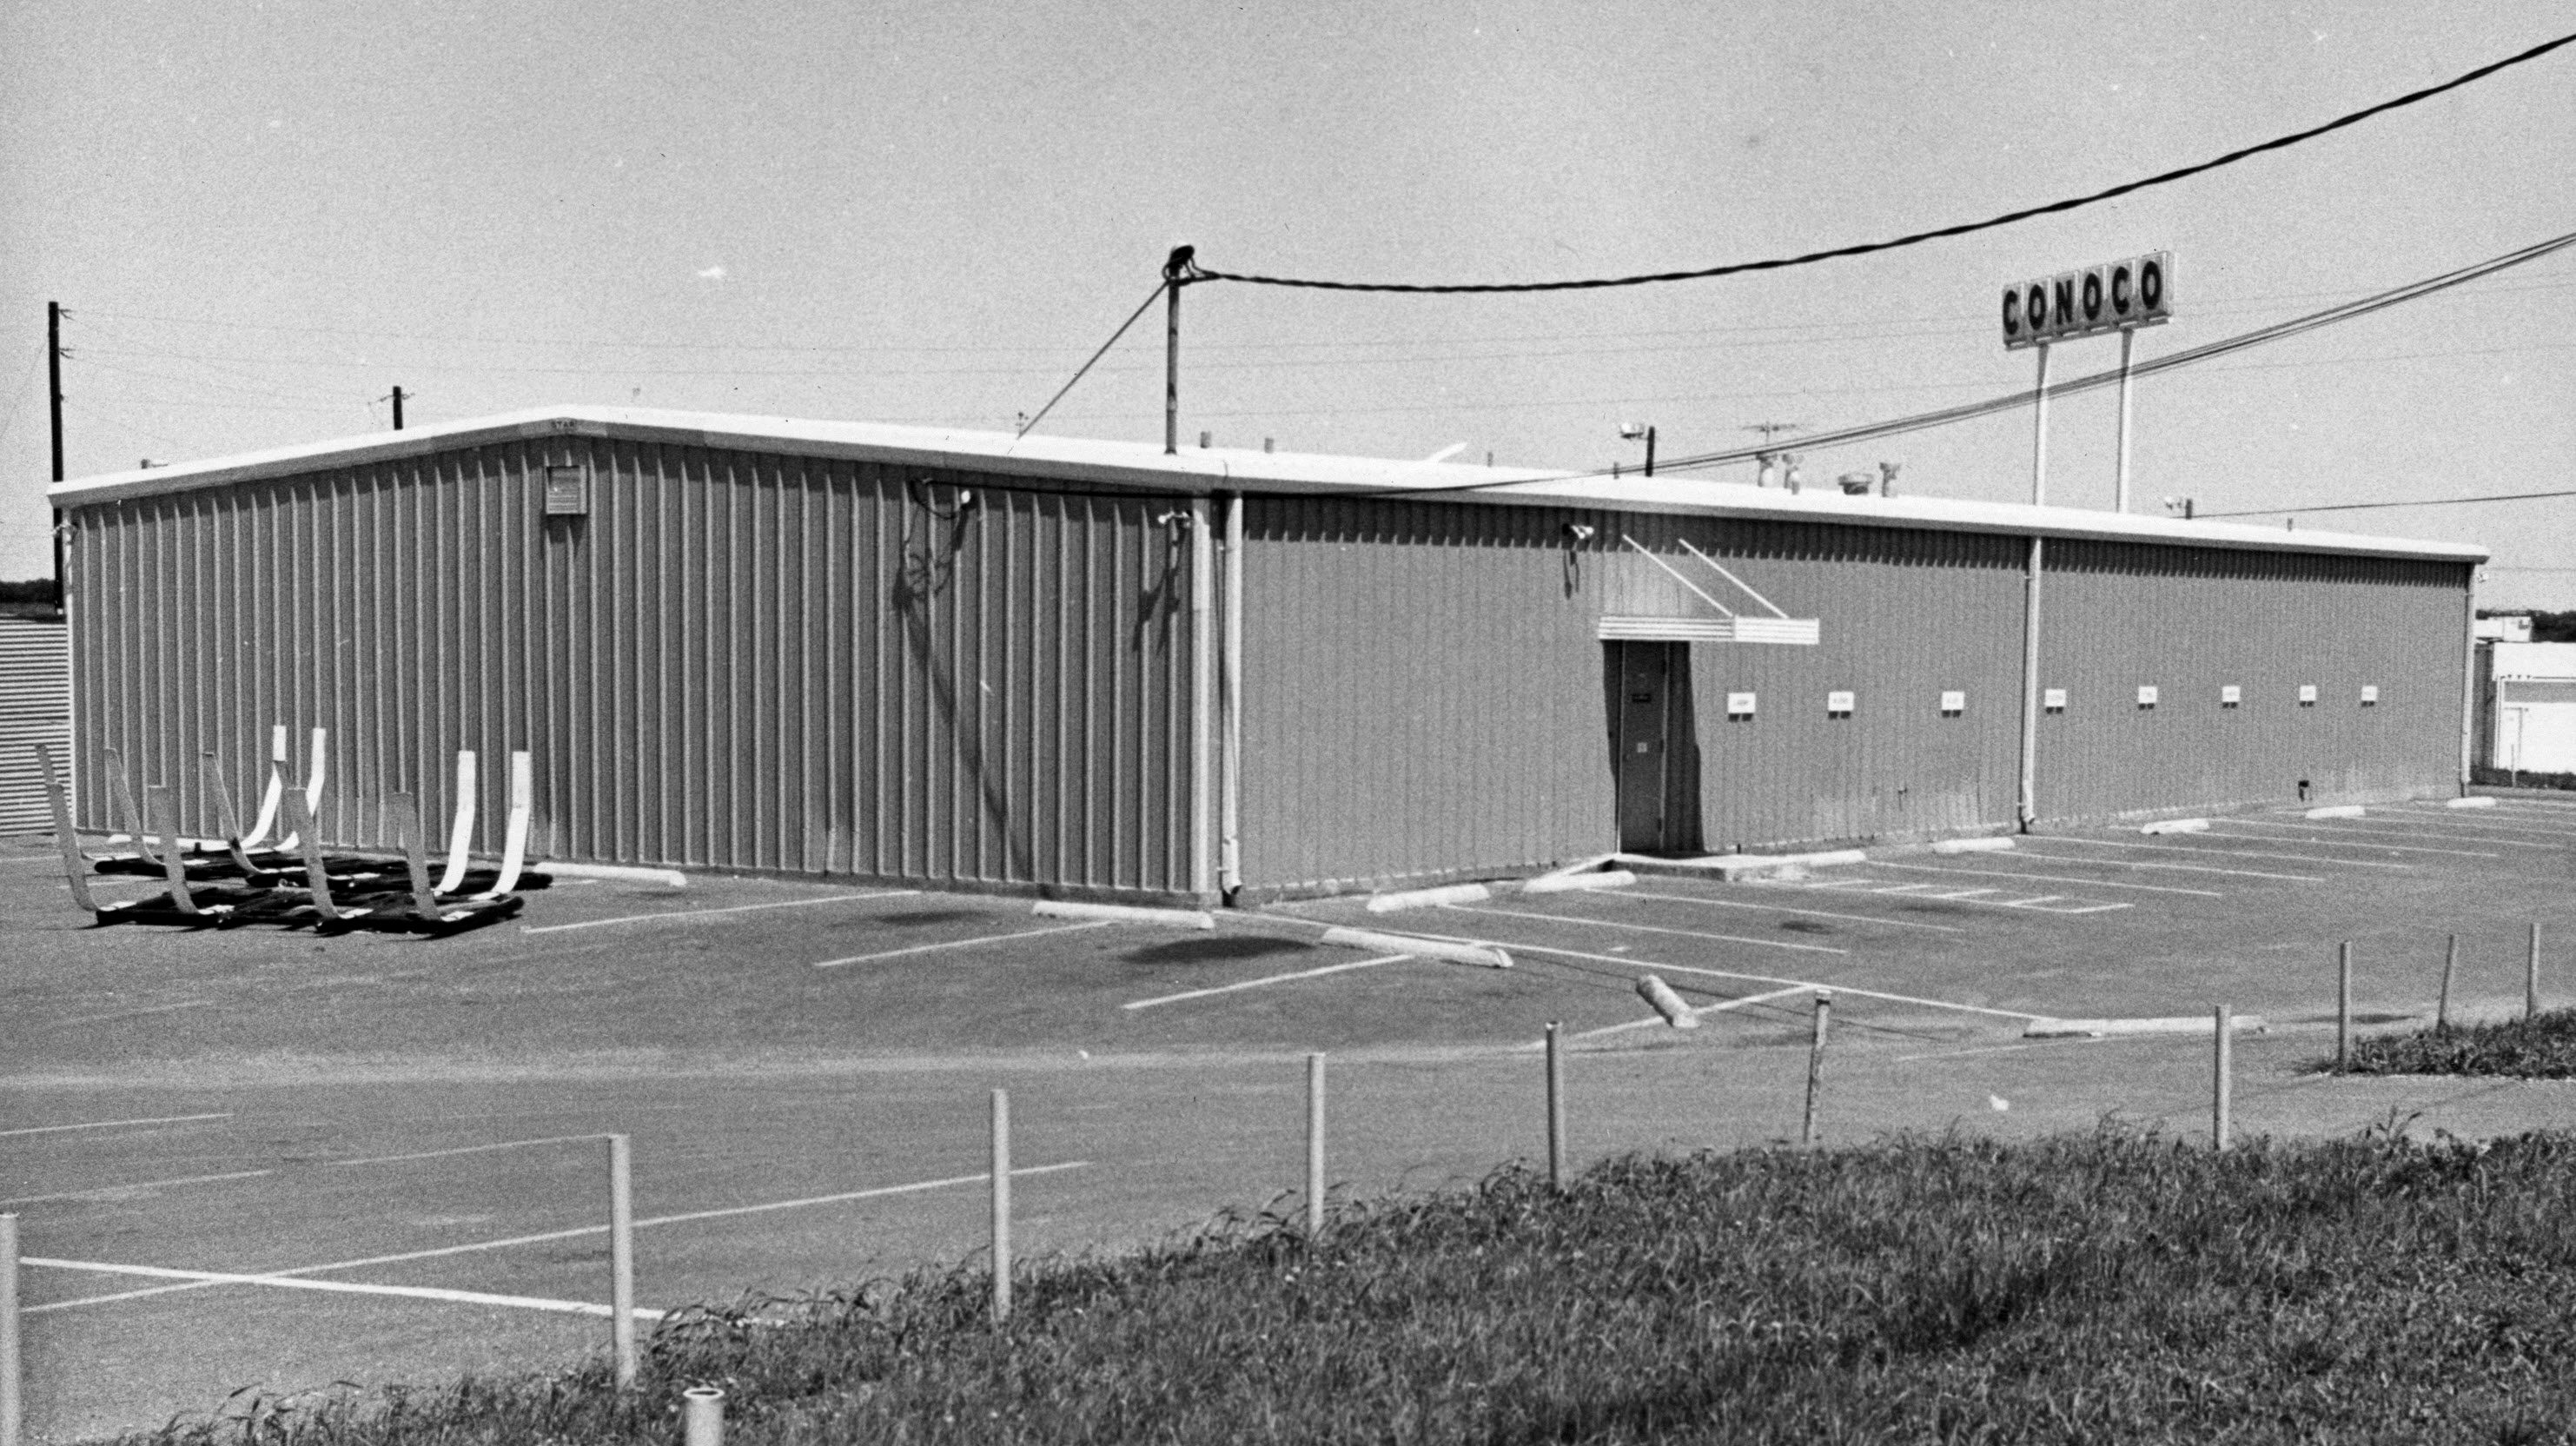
[2342,1006,2576,1078]
[114,1126,2576,1446]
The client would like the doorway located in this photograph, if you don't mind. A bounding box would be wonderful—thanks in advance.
[1606,640,1701,853]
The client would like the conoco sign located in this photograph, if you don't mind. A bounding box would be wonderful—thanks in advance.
[2001,251,2173,349]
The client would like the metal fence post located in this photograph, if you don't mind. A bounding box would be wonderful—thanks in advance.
[2440,935,2458,1033]
[990,1089,1011,1323]
[1307,1053,1328,1238]
[608,1135,636,1390]
[2336,942,2353,1071]
[1801,992,1832,1147]
[3,1213,20,1446]
[2212,1005,2233,1152]
[1545,1023,1566,1191]
[683,1386,725,1446]
[2529,923,2542,1019]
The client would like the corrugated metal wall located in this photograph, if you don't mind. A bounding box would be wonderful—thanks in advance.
[2036,543,2468,818]
[1238,503,2029,895]
[0,617,71,835]
[64,436,1200,897]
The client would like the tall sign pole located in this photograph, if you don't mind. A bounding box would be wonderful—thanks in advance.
[2000,252,2172,510]
[2029,342,2051,507]
[2115,329,2137,513]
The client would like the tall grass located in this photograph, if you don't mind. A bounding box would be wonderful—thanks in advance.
[2343,1006,2576,1077]
[122,1126,2576,1444]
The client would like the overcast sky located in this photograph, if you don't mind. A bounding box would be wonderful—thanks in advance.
[3,2,2569,602]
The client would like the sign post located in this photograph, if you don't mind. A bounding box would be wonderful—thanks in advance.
[2000,251,2174,512]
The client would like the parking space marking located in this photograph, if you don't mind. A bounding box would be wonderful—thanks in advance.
[1124,955,1411,1011]
[2010,844,2323,881]
[0,1112,232,1139]
[43,999,216,1029]
[1756,877,2131,915]
[2356,810,2576,842]
[3,1169,274,1208]
[2031,837,2411,871]
[1864,860,2222,897]
[2202,821,2505,857]
[27,1257,669,1321]
[1440,901,1849,954]
[522,888,919,935]
[330,1133,610,1168]
[814,919,1114,968]
[27,1161,1093,1316]
[1611,889,1966,932]
[1569,985,1813,1042]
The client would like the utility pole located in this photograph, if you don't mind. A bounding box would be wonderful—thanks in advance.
[390,386,405,431]
[1162,245,1194,456]
[48,302,65,611]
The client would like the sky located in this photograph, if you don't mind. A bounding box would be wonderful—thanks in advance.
[2,1,2570,603]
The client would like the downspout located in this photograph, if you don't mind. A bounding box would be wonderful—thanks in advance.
[2459,564,2478,793]
[1189,494,1215,902]
[1220,491,1243,900]
[2016,534,2043,831]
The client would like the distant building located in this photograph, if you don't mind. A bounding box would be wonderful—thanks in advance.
[45,407,2486,903]
[2475,614,2535,643]
[2475,641,2576,777]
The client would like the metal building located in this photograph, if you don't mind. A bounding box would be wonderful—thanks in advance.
[0,615,71,835]
[47,406,2483,904]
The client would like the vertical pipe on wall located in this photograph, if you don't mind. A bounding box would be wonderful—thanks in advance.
[1219,491,1243,899]
[1189,495,1215,901]
[2459,567,2477,792]
[2017,535,2043,830]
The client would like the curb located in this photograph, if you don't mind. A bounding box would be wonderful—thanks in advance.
[1320,926,1511,969]
[1033,900,1217,931]
[2023,1015,2270,1039]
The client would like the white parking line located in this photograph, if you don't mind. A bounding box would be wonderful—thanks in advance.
[2,1169,274,1207]
[27,1162,1091,1315]
[1756,878,2131,915]
[813,919,1114,968]
[26,1257,668,1321]
[2010,845,2322,882]
[2375,807,2576,838]
[2032,837,2411,871]
[2202,822,2503,858]
[1608,889,1966,933]
[1441,901,1849,955]
[0,1112,232,1139]
[1864,860,2222,897]
[1124,955,1411,1010]
[330,1133,611,1168]
[522,888,918,934]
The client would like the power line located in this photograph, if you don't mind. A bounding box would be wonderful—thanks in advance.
[1013,281,1167,440]
[1183,31,2576,294]
[2198,489,2576,519]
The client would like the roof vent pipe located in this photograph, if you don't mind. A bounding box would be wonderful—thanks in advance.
[1781,452,1804,494]
[1878,461,1901,498]
[1836,472,1873,495]
[1754,452,1776,488]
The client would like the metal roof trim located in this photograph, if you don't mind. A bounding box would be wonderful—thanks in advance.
[47,404,2485,563]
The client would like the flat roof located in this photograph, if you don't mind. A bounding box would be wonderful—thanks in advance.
[49,404,2487,563]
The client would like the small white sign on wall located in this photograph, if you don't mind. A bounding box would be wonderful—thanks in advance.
[2299,685,2318,706]
[1939,690,1966,715]
[2221,685,2242,706]
[2136,685,2159,708]
[2043,688,2067,713]
[2361,685,2379,706]
[1826,690,1855,717]
[1726,692,1758,718]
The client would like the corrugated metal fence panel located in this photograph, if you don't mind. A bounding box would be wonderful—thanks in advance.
[65,438,1196,894]
[0,618,71,834]
[1612,517,2027,847]
[1241,497,1612,891]
[2036,543,2468,819]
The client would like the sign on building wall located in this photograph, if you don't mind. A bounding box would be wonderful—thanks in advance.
[2001,250,2173,349]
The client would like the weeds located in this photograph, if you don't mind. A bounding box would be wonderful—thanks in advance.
[2343,1006,2576,1077]
[103,1125,2576,1444]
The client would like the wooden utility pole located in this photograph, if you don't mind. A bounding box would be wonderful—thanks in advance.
[1162,246,1193,456]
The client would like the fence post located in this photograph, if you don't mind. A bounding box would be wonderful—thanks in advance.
[3,1213,20,1446]
[1545,1023,1566,1192]
[607,1135,636,1390]
[2529,923,2542,1020]
[1801,992,1832,1147]
[682,1386,725,1446]
[2212,1005,2233,1152]
[2336,942,2353,1071]
[990,1089,1011,1323]
[1307,1052,1328,1238]
[2440,935,2458,1034]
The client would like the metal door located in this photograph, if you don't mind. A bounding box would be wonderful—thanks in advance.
[1615,642,1678,852]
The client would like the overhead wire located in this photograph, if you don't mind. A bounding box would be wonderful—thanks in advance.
[2197,489,2576,519]
[1181,30,2576,294]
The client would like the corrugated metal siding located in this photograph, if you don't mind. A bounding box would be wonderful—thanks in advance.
[1239,503,2028,893]
[2036,543,2467,819]
[0,618,71,835]
[1611,517,2025,848]
[64,436,1199,896]
[1239,498,1612,891]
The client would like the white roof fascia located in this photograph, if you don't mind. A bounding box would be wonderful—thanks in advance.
[48,404,2485,564]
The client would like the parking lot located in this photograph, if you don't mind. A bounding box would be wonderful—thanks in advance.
[9,792,2576,1439]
